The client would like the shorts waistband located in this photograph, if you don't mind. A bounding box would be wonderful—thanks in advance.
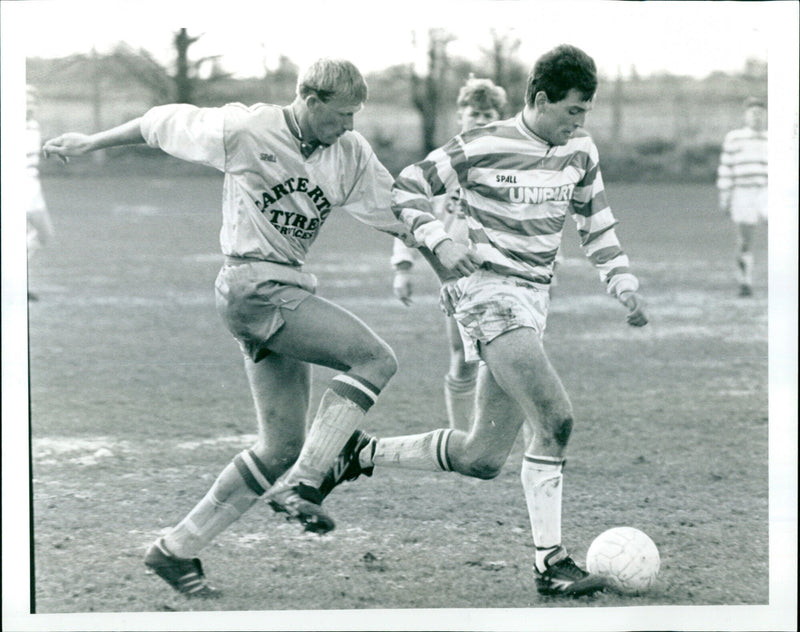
[223,257,317,293]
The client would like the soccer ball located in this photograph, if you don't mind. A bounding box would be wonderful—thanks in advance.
[586,527,660,594]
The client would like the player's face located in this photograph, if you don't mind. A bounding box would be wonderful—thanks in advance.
[306,95,363,145]
[458,106,501,132]
[745,106,767,131]
[532,88,593,145]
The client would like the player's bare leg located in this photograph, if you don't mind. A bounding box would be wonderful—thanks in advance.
[146,354,310,595]
[478,328,572,565]
[478,328,603,594]
[263,294,397,531]
[329,327,602,595]
[443,316,479,432]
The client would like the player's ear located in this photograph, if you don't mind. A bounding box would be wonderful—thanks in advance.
[534,91,549,110]
[305,93,322,111]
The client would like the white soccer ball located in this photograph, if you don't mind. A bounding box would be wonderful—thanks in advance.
[586,527,660,594]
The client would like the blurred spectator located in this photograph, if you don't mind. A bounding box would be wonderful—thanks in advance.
[26,84,54,300]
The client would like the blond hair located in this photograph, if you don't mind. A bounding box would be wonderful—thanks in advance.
[297,58,368,104]
[457,75,507,115]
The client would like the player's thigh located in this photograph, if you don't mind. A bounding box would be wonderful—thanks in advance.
[480,326,572,422]
[244,353,310,451]
[265,293,395,377]
[468,363,524,456]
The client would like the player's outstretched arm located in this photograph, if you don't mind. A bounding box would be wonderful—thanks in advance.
[619,291,648,327]
[43,118,145,162]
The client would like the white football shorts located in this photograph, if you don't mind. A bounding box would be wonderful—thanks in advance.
[730,186,768,224]
[451,269,550,363]
[214,259,317,363]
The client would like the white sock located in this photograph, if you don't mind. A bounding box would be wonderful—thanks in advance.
[371,428,455,471]
[521,454,564,572]
[444,374,476,432]
[286,374,379,487]
[162,456,267,559]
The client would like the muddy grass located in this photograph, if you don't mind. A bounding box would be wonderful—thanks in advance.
[15,177,787,630]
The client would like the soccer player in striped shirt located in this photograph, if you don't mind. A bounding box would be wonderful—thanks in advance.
[325,44,649,597]
[43,58,417,597]
[716,96,768,297]
[391,76,518,434]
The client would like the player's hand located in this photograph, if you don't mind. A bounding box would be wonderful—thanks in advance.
[393,271,413,306]
[619,291,648,327]
[439,280,462,317]
[433,239,481,277]
[42,133,95,163]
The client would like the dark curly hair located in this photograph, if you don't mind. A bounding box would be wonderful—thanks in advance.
[525,44,597,106]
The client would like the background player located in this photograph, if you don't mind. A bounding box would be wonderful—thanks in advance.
[25,84,55,301]
[391,76,515,434]
[325,44,649,597]
[716,96,768,297]
[43,58,420,597]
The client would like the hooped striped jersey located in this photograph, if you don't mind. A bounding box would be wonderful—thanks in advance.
[390,189,468,269]
[392,113,638,297]
[716,126,768,194]
[140,103,412,267]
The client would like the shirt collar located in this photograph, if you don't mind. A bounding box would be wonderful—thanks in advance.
[282,106,322,158]
[516,112,551,146]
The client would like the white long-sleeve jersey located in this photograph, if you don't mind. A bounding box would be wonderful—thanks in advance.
[716,126,768,200]
[392,113,638,297]
[140,103,412,266]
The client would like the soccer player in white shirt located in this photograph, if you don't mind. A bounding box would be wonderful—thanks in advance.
[391,76,514,433]
[716,96,768,297]
[43,58,417,597]
[324,45,649,597]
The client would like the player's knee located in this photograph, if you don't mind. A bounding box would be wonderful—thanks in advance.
[550,414,573,448]
[250,439,302,480]
[460,448,506,479]
[360,338,398,384]
[449,355,477,382]
[466,455,505,479]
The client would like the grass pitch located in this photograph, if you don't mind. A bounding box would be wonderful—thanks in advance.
[22,174,775,626]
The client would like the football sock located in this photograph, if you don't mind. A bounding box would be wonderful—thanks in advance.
[371,428,455,471]
[444,374,476,432]
[285,374,379,488]
[521,454,565,572]
[162,450,273,559]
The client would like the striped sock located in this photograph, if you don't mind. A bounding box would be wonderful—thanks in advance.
[286,373,380,487]
[372,428,455,471]
[444,374,476,432]
[521,454,565,572]
[162,450,273,559]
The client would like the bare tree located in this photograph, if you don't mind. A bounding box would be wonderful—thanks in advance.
[174,28,202,103]
[482,28,521,88]
[411,28,455,154]
[172,28,230,103]
[611,66,624,143]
